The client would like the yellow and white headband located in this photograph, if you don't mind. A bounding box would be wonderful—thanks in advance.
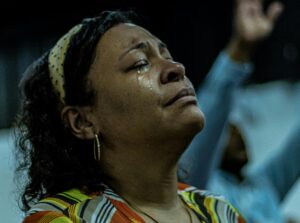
[48,24,83,104]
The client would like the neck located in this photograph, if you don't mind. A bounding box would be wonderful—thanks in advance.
[110,167,179,209]
[99,136,200,223]
[101,139,189,209]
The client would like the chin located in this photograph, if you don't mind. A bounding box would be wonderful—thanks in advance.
[181,108,206,137]
[190,105,205,127]
[191,113,205,134]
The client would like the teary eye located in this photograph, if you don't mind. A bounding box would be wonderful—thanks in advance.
[130,59,150,74]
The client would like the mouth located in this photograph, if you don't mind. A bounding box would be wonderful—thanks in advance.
[165,87,196,107]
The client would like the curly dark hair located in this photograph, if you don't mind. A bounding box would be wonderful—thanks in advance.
[15,10,136,212]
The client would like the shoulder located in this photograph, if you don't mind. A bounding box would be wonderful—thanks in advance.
[178,182,228,204]
[22,211,73,223]
[178,183,246,223]
[23,187,124,223]
[23,188,92,223]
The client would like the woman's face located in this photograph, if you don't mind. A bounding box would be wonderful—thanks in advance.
[88,23,204,145]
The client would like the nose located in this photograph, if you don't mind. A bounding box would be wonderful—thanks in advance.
[160,61,185,84]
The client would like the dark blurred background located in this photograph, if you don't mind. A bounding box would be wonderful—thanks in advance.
[0,0,299,128]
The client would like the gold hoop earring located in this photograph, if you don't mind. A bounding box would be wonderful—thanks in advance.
[93,134,101,161]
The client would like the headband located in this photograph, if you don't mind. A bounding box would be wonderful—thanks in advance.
[48,24,83,104]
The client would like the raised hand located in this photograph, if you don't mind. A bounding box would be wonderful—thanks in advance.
[227,0,284,62]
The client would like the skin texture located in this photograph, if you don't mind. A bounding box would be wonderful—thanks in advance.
[90,24,204,147]
[62,23,205,223]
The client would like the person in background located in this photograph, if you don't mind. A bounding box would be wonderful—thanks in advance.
[207,120,300,223]
[179,0,300,222]
[179,0,284,187]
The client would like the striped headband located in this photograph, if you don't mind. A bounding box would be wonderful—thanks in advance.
[48,24,83,104]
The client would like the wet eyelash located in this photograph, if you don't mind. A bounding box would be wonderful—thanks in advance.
[127,59,149,71]
[134,60,148,69]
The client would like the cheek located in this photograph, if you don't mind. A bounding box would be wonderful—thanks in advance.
[136,73,154,92]
[135,73,162,112]
[133,80,160,118]
[97,74,160,120]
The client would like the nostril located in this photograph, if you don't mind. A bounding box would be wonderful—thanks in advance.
[167,72,181,82]
[161,62,185,84]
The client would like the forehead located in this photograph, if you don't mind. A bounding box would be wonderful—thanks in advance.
[97,23,160,54]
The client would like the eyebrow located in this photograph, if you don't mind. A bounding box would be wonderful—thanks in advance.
[119,41,168,61]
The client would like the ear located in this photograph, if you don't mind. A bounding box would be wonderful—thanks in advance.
[61,106,95,140]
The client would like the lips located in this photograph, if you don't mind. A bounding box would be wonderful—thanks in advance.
[165,87,196,107]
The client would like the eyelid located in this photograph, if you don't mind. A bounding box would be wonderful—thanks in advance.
[135,59,148,65]
[125,54,174,73]
[125,59,149,72]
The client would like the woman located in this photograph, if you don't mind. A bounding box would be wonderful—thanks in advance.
[16,10,245,223]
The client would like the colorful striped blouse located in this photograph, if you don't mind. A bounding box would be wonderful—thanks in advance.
[22,183,246,223]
